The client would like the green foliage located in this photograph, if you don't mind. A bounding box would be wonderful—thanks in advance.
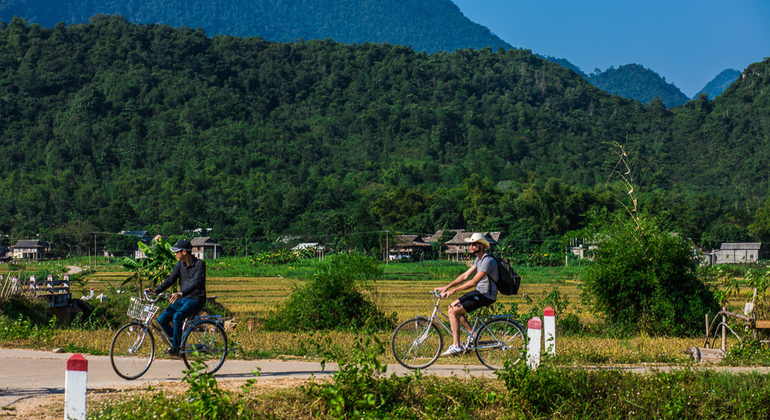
[264,253,396,331]
[0,17,766,254]
[121,237,177,291]
[105,234,141,256]
[0,293,56,341]
[581,212,719,336]
[92,358,259,420]
[306,335,415,418]
[498,363,770,419]
[250,248,306,266]
[588,64,690,107]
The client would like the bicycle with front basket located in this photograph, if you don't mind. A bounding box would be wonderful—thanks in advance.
[391,290,526,370]
[110,290,229,380]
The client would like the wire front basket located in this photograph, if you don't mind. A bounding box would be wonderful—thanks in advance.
[127,296,160,323]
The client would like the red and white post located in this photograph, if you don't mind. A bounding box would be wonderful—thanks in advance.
[65,353,88,420]
[543,306,556,355]
[527,316,542,368]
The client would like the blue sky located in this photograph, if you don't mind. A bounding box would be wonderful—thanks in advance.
[451,0,770,98]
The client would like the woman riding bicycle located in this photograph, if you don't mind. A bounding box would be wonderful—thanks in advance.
[434,232,498,356]
[146,239,206,357]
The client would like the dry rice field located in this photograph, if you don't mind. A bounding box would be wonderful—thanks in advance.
[59,269,708,366]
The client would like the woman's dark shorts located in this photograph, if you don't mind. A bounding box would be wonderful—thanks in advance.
[458,290,496,313]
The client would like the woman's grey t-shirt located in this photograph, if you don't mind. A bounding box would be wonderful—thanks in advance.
[474,254,498,300]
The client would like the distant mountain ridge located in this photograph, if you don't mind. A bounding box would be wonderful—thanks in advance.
[695,69,741,99]
[0,0,513,53]
[587,64,690,108]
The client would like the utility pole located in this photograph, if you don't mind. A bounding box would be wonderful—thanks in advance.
[93,232,97,269]
[385,230,389,265]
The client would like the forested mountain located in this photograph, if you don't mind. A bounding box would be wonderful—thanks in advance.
[695,69,741,99]
[0,17,768,255]
[0,0,512,54]
[587,64,691,108]
[1,0,715,110]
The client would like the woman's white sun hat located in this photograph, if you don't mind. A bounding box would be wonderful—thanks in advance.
[464,232,490,248]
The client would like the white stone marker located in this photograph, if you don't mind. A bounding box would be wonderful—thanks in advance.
[527,316,542,368]
[543,306,556,355]
[65,353,88,420]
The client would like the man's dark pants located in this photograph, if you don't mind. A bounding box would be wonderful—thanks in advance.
[157,297,203,351]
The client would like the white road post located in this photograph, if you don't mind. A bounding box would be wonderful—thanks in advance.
[543,306,556,355]
[527,316,542,368]
[65,353,88,420]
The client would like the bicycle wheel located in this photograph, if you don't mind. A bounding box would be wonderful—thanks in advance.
[474,318,526,370]
[181,320,228,374]
[110,322,155,380]
[391,317,443,369]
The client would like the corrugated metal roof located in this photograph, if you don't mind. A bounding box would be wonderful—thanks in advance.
[720,242,762,250]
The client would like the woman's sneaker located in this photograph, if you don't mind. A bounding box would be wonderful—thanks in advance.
[440,344,464,356]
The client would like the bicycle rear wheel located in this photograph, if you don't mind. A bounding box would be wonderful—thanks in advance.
[474,318,526,370]
[391,317,443,369]
[181,320,228,374]
[110,322,155,380]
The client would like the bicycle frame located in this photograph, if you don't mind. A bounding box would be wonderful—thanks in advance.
[132,292,226,357]
[421,291,518,351]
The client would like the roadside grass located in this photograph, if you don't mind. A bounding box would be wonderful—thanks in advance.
[87,337,770,420]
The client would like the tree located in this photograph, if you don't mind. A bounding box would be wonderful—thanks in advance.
[264,253,395,331]
[580,212,718,336]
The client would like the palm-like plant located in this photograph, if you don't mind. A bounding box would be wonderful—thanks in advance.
[121,237,177,292]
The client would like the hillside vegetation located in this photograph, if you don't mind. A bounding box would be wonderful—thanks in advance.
[0,17,769,254]
[587,64,690,107]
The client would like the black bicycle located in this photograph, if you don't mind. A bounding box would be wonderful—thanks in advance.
[110,290,229,380]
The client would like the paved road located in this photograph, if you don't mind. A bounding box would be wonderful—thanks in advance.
[0,348,497,408]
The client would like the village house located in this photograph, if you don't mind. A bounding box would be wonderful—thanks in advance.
[713,242,762,264]
[292,242,327,259]
[445,232,501,261]
[389,235,432,261]
[191,237,221,260]
[10,239,46,260]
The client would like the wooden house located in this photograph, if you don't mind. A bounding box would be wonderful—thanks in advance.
[10,239,46,260]
[389,235,432,261]
[713,242,762,264]
[191,237,220,260]
[445,232,500,261]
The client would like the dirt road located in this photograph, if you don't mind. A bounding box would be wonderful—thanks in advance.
[0,348,497,410]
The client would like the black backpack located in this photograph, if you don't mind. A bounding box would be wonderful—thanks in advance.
[490,255,521,295]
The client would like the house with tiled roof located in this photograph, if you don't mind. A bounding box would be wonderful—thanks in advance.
[10,239,46,260]
[445,232,500,261]
[191,237,221,260]
[713,242,762,264]
[389,235,432,261]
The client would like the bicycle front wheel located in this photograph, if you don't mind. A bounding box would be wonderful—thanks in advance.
[181,320,228,374]
[391,317,443,369]
[110,322,155,380]
[474,318,526,370]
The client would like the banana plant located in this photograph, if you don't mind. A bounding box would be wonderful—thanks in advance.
[121,237,177,292]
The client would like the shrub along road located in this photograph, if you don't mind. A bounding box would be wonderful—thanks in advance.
[0,348,498,408]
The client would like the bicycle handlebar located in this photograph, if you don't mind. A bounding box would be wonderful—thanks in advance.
[143,289,171,302]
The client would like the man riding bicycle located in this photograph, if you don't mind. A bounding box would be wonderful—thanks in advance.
[434,232,498,356]
[146,239,206,357]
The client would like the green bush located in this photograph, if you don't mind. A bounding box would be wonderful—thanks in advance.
[498,362,770,419]
[580,212,719,336]
[264,253,396,331]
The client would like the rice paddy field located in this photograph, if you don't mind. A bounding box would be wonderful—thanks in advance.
[0,257,750,366]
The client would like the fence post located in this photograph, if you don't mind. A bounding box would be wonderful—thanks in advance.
[65,354,88,420]
[543,307,556,355]
[527,316,542,368]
